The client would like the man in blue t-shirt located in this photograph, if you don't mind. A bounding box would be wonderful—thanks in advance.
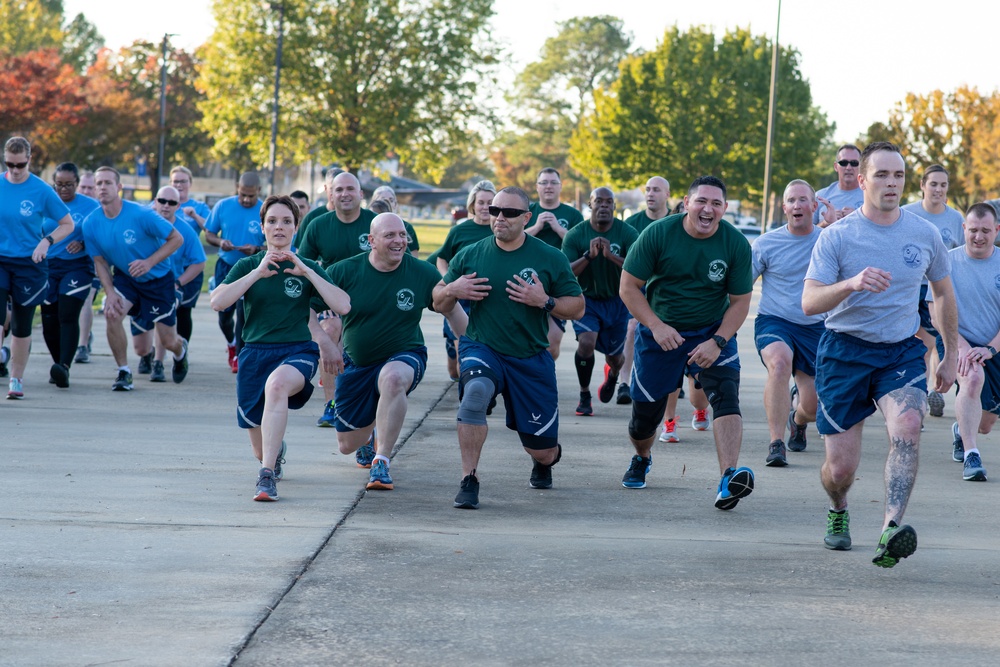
[814,144,865,227]
[83,167,189,391]
[0,136,74,399]
[205,172,264,373]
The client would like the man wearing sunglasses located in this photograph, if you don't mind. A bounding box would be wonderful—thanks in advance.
[0,137,74,399]
[815,144,865,227]
[434,186,584,509]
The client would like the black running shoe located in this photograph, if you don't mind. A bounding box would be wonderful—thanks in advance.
[529,445,561,489]
[454,471,480,509]
[598,363,618,403]
[575,391,593,416]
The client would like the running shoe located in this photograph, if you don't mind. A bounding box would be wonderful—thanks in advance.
[598,364,618,403]
[575,391,593,416]
[150,360,166,382]
[658,418,679,443]
[692,409,711,431]
[112,369,134,392]
[274,440,287,481]
[616,382,632,405]
[765,439,787,467]
[171,339,189,383]
[7,377,24,400]
[454,471,480,509]
[0,346,9,377]
[137,351,153,375]
[927,390,945,417]
[824,509,852,550]
[715,466,754,510]
[872,522,917,568]
[787,409,807,452]
[367,459,394,490]
[254,468,279,501]
[963,451,987,481]
[529,444,561,489]
[952,422,964,462]
[227,343,236,369]
[317,399,336,427]
[74,345,90,364]
[230,354,239,374]
[49,363,69,389]
[355,430,376,468]
[621,455,651,489]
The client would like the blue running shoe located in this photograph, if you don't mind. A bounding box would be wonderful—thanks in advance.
[622,455,651,489]
[355,430,376,468]
[274,440,287,481]
[254,468,279,502]
[952,422,964,462]
[367,459,394,490]
[715,466,754,510]
[963,451,987,481]
[317,400,336,427]
[7,377,24,399]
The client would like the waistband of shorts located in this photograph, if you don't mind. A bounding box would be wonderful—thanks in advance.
[242,340,316,351]
[825,329,913,349]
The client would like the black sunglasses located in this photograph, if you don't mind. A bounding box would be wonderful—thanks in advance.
[5,161,28,170]
[837,160,860,167]
[156,198,179,206]
[488,206,528,218]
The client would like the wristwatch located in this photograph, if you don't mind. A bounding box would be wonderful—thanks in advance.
[44,235,55,245]
[542,296,556,313]
[582,250,592,261]
[712,334,728,349]
[987,345,997,357]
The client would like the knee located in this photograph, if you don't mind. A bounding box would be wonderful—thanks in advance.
[378,367,411,396]
[824,458,856,486]
[457,375,494,425]
[576,337,596,357]
[264,373,294,401]
[699,367,741,418]
[763,350,793,378]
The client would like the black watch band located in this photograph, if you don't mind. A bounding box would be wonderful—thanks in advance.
[542,296,556,313]
[44,235,55,245]
[712,334,727,349]
[988,345,997,357]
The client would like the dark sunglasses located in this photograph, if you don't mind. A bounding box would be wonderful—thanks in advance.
[837,160,860,167]
[488,206,528,218]
[5,161,28,170]
[156,198,179,206]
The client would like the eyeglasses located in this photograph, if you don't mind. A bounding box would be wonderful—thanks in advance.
[54,182,77,189]
[536,180,560,186]
[5,161,28,170]
[837,160,860,167]
[488,206,528,218]
[156,198,179,206]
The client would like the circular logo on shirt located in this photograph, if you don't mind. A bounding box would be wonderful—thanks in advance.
[557,218,570,229]
[19,201,34,217]
[993,275,1000,290]
[71,211,85,223]
[283,277,304,298]
[902,244,922,268]
[396,288,415,311]
[359,234,372,251]
[708,259,728,282]
[123,229,138,245]
[248,220,262,235]
[940,228,954,245]
[517,268,538,285]
[609,242,622,257]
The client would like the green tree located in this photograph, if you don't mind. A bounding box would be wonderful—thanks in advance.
[61,12,105,71]
[0,0,64,55]
[570,25,832,211]
[199,0,499,177]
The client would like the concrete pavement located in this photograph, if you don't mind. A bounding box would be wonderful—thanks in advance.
[3,293,999,667]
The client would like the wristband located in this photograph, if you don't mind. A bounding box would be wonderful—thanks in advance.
[712,334,727,349]
[44,235,55,245]
[988,346,997,357]
[542,296,556,313]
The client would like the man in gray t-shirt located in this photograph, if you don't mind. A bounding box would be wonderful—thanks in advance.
[814,144,865,227]
[802,141,959,569]
[751,180,826,466]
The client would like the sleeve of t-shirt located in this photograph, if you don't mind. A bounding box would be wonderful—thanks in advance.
[727,239,754,295]
[181,224,207,264]
[621,226,657,281]
[561,226,584,263]
[205,201,223,234]
[437,227,460,262]
[442,246,470,284]
[751,239,766,283]
[404,221,419,252]
[804,229,842,285]
[141,209,176,242]
[297,221,319,261]
[416,260,441,311]
[81,213,101,259]
[222,255,254,284]
[925,233,951,283]
[42,188,70,223]
[621,224,639,257]
[545,249,583,299]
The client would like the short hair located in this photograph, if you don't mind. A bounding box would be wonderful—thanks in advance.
[289,190,308,201]
[4,136,30,156]
[238,171,261,188]
[55,162,80,182]
[169,166,193,180]
[372,185,396,199]
[95,166,121,183]
[836,144,861,157]
[369,199,393,214]
[687,175,727,201]
[783,178,815,199]
[260,194,300,226]
[323,166,344,185]
[860,141,902,174]
[967,202,998,224]
[920,164,948,185]
[466,179,496,210]
[671,200,685,214]
[536,167,560,181]
[496,186,531,210]
[79,170,95,180]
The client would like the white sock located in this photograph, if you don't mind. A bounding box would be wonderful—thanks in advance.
[119,365,130,373]
[373,454,390,466]
[964,447,980,461]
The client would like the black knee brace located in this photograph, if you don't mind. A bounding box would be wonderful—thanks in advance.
[629,395,669,440]
[698,366,741,418]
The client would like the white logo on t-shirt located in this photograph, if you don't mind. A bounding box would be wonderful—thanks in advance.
[708,259,728,282]
[396,288,415,311]
[20,201,34,217]
[284,277,304,298]
[123,230,138,245]
[517,268,538,285]
[359,234,372,251]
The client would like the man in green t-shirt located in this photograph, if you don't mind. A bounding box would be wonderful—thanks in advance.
[434,186,584,509]
[620,175,756,511]
[323,213,467,491]
[562,187,638,416]
[527,167,584,362]
[292,167,343,248]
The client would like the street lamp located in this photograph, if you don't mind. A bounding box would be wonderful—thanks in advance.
[157,33,177,194]
[268,1,285,195]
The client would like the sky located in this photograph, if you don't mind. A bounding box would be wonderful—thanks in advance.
[65,0,1000,143]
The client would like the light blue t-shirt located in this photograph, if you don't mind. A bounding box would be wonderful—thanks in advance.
[927,247,1000,346]
[43,194,99,261]
[806,208,950,343]
[204,196,264,266]
[81,200,177,282]
[170,217,207,280]
[751,225,824,325]
[813,181,864,224]
[901,202,964,249]
[180,198,211,235]
[0,172,71,257]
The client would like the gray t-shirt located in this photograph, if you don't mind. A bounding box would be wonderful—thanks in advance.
[927,247,1000,345]
[901,202,964,249]
[806,208,951,343]
[813,181,865,224]
[752,225,824,325]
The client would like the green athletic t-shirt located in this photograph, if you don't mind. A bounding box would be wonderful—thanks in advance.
[292,206,329,248]
[624,210,665,235]
[324,253,440,367]
[622,213,753,330]
[436,219,494,263]
[528,202,584,248]
[297,209,418,265]
[224,252,335,344]
[444,234,582,358]
[561,219,639,300]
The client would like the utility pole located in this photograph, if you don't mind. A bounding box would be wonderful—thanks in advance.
[268,1,286,195]
[155,33,175,194]
[761,0,782,231]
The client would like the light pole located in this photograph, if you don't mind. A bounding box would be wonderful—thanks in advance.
[268,1,286,195]
[761,0,781,231]
[156,33,177,194]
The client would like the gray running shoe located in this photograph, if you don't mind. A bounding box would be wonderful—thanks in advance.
[824,509,851,550]
[787,410,807,452]
[963,451,987,481]
[952,422,964,462]
[927,390,945,417]
[765,439,787,467]
[150,360,166,382]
